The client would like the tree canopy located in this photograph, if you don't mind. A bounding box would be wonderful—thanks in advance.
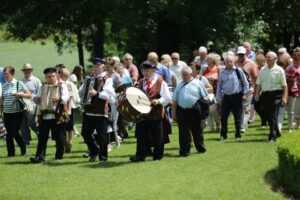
[1,0,300,65]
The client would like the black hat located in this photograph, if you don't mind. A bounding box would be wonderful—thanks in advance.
[43,67,57,74]
[141,61,156,69]
[92,58,105,65]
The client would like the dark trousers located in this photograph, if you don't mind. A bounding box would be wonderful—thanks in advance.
[3,112,25,156]
[35,119,66,159]
[261,90,283,140]
[21,107,39,143]
[177,106,205,156]
[81,114,108,159]
[117,115,128,139]
[220,93,243,138]
[135,119,164,160]
[254,99,267,125]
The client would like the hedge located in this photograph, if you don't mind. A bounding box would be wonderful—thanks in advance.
[277,132,300,198]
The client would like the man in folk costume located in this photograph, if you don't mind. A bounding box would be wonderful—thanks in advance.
[30,67,70,163]
[130,61,172,162]
[80,58,115,162]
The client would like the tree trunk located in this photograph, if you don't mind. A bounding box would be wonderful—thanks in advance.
[294,32,300,48]
[76,28,84,67]
[90,20,104,58]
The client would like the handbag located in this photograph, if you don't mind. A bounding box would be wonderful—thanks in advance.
[12,81,28,111]
[193,97,210,120]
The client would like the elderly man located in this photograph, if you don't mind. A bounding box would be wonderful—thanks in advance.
[243,41,256,61]
[194,46,208,74]
[169,52,187,83]
[130,61,171,162]
[20,63,42,145]
[30,67,70,163]
[255,51,288,142]
[216,54,249,140]
[123,53,139,85]
[235,46,259,132]
[147,52,172,84]
[172,67,208,156]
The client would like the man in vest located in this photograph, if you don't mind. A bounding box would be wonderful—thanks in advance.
[130,61,171,162]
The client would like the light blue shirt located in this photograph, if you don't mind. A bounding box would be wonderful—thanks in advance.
[248,51,256,61]
[216,67,249,104]
[0,68,6,84]
[173,78,208,109]
[156,63,172,84]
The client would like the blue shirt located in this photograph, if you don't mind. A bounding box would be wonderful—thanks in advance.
[248,51,256,61]
[173,78,208,108]
[156,63,172,84]
[216,67,249,104]
[0,68,6,84]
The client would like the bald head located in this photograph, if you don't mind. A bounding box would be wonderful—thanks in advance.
[243,41,252,55]
[147,52,158,64]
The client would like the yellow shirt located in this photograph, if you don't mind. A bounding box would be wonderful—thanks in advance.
[256,64,287,92]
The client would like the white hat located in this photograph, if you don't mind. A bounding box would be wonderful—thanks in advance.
[112,56,120,62]
[198,46,207,53]
[278,47,287,54]
[237,46,246,54]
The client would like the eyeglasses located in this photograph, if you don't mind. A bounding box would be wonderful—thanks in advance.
[124,58,132,61]
[172,57,179,60]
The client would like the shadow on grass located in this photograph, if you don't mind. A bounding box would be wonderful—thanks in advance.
[4,160,33,165]
[45,160,88,166]
[264,168,297,200]
[224,138,268,143]
[83,160,132,169]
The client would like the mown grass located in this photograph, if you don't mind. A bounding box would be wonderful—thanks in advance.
[0,113,294,200]
[0,39,90,79]
[0,39,296,200]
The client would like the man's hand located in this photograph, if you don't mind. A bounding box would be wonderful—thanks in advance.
[151,99,159,105]
[52,96,60,102]
[242,94,248,101]
[255,94,260,102]
[13,92,23,98]
[88,88,98,96]
[281,98,287,106]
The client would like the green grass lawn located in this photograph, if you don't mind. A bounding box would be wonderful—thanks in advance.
[0,39,296,199]
[0,40,90,80]
[0,114,295,200]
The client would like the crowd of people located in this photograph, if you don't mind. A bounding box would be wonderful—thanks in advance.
[0,41,299,163]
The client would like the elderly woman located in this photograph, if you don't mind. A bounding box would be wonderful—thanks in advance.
[2,66,31,157]
[201,53,221,132]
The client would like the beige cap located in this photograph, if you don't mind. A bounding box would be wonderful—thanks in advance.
[22,63,33,70]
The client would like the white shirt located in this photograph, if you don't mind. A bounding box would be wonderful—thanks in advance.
[169,60,187,83]
[142,75,172,107]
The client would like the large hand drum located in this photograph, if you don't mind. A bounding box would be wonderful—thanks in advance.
[117,87,152,122]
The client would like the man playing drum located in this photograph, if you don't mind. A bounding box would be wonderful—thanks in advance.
[130,61,171,162]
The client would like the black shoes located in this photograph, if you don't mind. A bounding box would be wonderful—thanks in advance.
[130,156,145,162]
[30,157,45,163]
[89,155,97,162]
[99,156,108,162]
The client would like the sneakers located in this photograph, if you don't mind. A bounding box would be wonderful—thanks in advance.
[248,118,254,124]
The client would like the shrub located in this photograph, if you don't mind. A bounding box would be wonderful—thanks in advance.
[277,133,300,198]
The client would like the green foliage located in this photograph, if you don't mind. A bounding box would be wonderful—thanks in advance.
[277,133,300,198]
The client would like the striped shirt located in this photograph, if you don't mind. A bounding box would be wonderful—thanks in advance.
[2,79,27,113]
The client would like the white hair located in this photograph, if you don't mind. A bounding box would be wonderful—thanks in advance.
[225,54,236,62]
[267,51,277,59]
[123,53,133,60]
[182,66,192,74]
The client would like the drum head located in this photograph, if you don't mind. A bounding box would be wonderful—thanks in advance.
[125,87,151,114]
